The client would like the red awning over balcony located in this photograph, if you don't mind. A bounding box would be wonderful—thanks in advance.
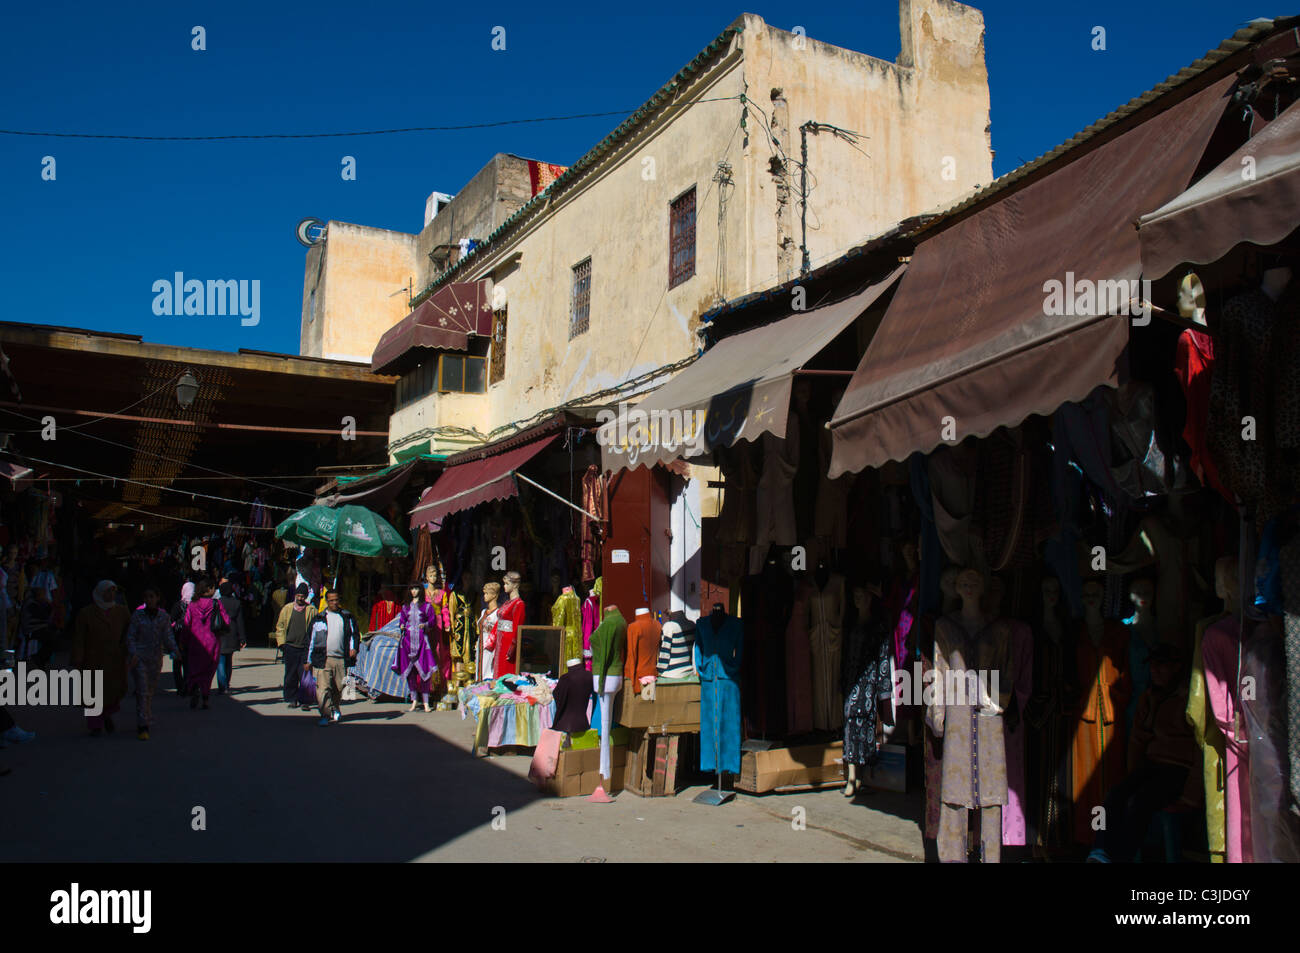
[371,281,494,375]
[408,433,558,528]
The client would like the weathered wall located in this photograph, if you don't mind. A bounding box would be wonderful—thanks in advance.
[300,222,418,363]
[740,1,992,288]
[389,386,492,458]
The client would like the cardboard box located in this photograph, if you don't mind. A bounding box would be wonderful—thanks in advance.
[736,741,845,794]
[545,743,627,797]
[618,681,701,730]
[624,729,700,797]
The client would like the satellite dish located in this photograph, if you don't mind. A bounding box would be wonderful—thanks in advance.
[491,283,508,310]
[296,217,327,247]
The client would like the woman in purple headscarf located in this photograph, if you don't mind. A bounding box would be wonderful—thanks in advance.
[394,582,436,713]
[182,578,229,709]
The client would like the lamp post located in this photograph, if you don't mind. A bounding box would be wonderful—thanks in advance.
[176,370,199,409]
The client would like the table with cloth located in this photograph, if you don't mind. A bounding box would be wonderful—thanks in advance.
[459,676,557,755]
[350,628,411,701]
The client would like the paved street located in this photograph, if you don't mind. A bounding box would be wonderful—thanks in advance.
[2,649,924,863]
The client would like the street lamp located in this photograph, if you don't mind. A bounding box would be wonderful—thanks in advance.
[176,370,199,409]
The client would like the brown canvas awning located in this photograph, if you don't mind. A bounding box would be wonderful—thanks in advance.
[828,75,1235,477]
[1139,98,1300,278]
[371,281,493,375]
[599,266,906,472]
[409,433,557,528]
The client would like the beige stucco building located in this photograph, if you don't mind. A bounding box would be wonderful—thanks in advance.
[300,1,993,461]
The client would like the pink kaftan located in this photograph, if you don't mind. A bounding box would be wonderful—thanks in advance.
[1203,616,1253,863]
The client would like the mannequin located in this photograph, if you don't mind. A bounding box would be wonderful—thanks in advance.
[657,610,696,679]
[394,583,435,712]
[477,581,502,682]
[695,603,743,777]
[424,565,453,696]
[552,656,593,735]
[807,560,845,731]
[1071,578,1130,845]
[843,585,894,797]
[551,585,583,668]
[1125,577,1157,731]
[1173,272,1231,501]
[624,606,661,687]
[1025,575,1072,856]
[1109,493,1208,650]
[589,604,627,800]
[1202,556,1252,862]
[491,571,526,677]
[927,569,1011,863]
[580,578,601,671]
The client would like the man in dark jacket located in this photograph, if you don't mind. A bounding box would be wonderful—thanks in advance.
[215,581,246,695]
[276,583,316,707]
[303,589,359,726]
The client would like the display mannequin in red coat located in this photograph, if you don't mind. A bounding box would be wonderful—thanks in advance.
[492,571,526,676]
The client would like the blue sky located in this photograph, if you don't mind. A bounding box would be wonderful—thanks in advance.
[0,0,1264,355]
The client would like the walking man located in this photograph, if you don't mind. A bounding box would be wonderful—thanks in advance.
[277,583,316,707]
[304,589,358,726]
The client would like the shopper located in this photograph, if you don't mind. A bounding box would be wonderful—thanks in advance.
[182,579,230,709]
[0,705,35,747]
[1088,643,1202,863]
[275,583,316,707]
[169,580,195,695]
[304,588,359,726]
[70,580,131,736]
[214,581,246,695]
[16,583,54,665]
[126,587,179,740]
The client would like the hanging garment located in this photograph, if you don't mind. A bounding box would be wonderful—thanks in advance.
[927,614,1013,862]
[581,584,600,671]
[807,573,845,732]
[1002,619,1033,847]
[842,620,892,767]
[813,427,850,554]
[1202,615,1252,862]
[1025,621,1073,852]
[1207,289,1276,506]
[695,612,743,775]
[369,596,398,633]
[1240,617,1300,862]
[1071,621,1131,845]
[393,603,437,699]
[580,465,608,583]
[909,453,944,616]
[785,582,814,736]
[657,614,696,679]
[1280,531,1300,811]
[551,589,583,665]
[1109,513,1209,650]
[446,590,473,688]
[886,575,918,672]
[753,425,799,551]
[1187,612,1229,862]
[1174,328,1232,501]
[928,443,982,570]
[1107,382,1178,500]
[624,612,661,685]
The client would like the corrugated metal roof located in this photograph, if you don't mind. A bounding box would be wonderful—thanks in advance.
[411,23,744,307]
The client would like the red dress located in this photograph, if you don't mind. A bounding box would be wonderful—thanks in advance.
[492,596,526,676]
[369,600,398,632]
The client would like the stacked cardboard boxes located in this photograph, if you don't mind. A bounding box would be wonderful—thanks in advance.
[543,743,627,797]
[736,741,845,793]
[617,680,701,731]
[624,729,700,797]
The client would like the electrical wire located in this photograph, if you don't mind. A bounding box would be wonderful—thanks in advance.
[0,98,745,142]
[112,503,275,532]
[1,373,186,433]
[0,450,298,511]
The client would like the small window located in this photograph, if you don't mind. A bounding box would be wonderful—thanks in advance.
[396,361,435,410]
[489,307,507,384]
[570,258,592,339]
[436,354,486,394]
[669,187,696,289]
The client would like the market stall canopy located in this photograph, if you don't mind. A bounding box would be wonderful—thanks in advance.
[599,265,906,472]
[1138,98,1300,279]
[316,458,422,509]
[827,75,1236,477]
[409,433,558,528]
[370,281,493,375]
[275,504,410,557]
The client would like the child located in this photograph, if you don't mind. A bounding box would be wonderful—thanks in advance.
[126,587,179,740]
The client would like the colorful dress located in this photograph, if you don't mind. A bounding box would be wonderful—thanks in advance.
[1071,621,1130,844]
[393,602,437,699]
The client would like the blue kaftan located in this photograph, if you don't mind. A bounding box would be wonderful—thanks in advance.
[694,613,743,774]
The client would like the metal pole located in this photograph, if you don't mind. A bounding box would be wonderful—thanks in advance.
[800,122,812,277]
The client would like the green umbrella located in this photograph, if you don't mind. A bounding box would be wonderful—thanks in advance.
[275,504,410,557]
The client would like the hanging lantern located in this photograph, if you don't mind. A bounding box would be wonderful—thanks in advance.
[176,369,199,409]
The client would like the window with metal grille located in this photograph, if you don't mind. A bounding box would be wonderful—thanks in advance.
[396,360,436,410]
[669,187,696,289]
[570,257,592,339]
[489,307,507,384]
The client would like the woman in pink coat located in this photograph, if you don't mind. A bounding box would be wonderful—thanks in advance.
[182,579,230,709]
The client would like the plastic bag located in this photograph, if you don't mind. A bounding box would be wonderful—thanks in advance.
[298,668,318,708]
